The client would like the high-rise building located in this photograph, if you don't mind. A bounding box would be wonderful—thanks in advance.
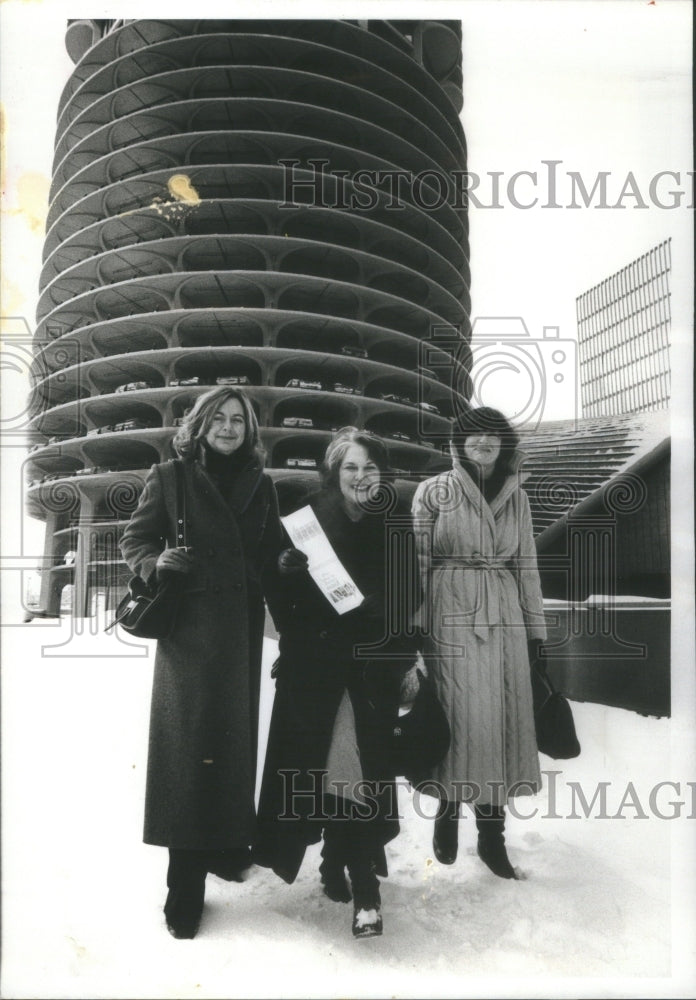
[25,19,471,617]
[576,238,671,417]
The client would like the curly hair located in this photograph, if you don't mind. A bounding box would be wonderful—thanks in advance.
[320,426,390,490]
[172,386,263,462]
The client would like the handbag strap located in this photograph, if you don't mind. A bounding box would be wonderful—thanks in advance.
[531,660,555,714]
[105,461,186,634]
[173,459,188,548]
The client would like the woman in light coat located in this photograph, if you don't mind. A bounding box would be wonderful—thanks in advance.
[411,406,546,878]
[120,386,283,938]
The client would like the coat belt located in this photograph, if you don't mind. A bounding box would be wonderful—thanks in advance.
[432,555,515,640]
[432,555,515,572]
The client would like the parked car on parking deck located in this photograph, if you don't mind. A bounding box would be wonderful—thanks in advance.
[115,381,151,393]
[281,416,315,428]
[170,376,206,387]
[285,378,323,391]
[379,392,414,407]
[113,419,151,432]
[216,375,250,386]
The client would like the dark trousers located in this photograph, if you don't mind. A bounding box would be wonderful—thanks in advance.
[164,846,252,922]
[474,802,507,830]
[164,850,207,926]
[321,818,383,909]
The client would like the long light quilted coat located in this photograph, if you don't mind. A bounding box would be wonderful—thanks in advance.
[411,454,546,806]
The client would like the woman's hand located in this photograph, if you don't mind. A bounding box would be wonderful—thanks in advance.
[156,546,194,580]
[277,547,309,575]
[360,592,385,619]
[527,638,543,667]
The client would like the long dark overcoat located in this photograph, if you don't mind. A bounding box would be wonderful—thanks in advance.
[120,455,282,850]
[256,487,419,884]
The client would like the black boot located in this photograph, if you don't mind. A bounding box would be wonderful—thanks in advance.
[319,829,352,904]
[433,799,459,865]
[164,850,207,939]
[475,804,518,880]
[349,860,382,938]
[346,833,382,938]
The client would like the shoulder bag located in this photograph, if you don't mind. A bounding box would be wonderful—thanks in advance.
[105,460,188,639]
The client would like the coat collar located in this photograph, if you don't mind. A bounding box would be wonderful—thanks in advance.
[187,452,264,522]
[309,486,393,531]
[449,444,530,516]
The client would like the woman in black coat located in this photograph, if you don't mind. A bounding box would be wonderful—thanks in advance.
[120,386,283,939]
[256,428,420,938]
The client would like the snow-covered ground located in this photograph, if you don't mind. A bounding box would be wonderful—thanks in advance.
[2,622,695,999]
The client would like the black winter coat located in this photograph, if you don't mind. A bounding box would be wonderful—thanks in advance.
[120,455,283,850]
[256,487,419,883]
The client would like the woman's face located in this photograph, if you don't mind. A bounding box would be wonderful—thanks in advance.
[462,433,501,476]
[204,397,246,455]
[338,443,381,510]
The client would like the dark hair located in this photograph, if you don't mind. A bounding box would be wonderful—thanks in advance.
[321,426,390,490]
[451,406,520,477]
[172,386,263,462]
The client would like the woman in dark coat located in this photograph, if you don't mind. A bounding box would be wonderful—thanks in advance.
[256,428,420,938]
[120,386,283,939]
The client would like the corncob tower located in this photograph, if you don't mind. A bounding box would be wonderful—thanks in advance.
[27,19,471,617]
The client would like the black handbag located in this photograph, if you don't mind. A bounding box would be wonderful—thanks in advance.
[391,669,451,783]
[106,460,188,640]
[530,661,581,759]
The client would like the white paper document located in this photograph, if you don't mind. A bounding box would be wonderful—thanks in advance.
[281,505,364,615]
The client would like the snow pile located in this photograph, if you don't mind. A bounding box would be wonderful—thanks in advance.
[1,627,694,999]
